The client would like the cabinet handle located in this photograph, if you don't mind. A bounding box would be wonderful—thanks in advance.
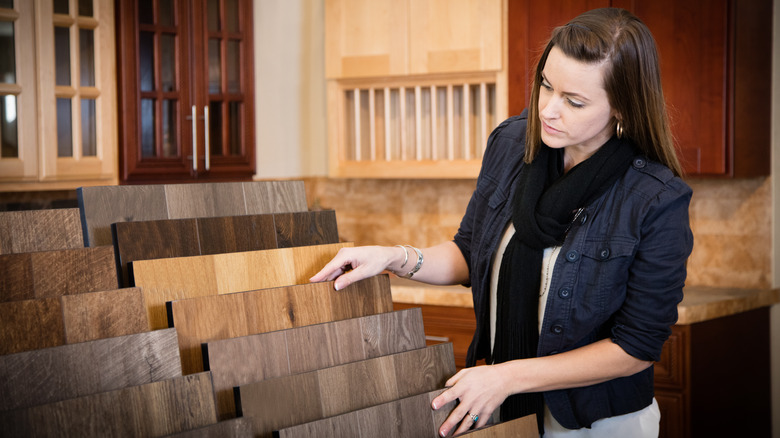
[204,106,210,171]
[191,105,198,171]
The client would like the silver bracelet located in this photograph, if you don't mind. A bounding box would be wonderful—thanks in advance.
[395,245,409,270]
[401,245,423,279]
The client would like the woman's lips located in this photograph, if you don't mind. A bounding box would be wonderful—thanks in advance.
[542,120,561,135]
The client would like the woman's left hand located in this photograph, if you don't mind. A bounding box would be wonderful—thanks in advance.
[431,364,512,437]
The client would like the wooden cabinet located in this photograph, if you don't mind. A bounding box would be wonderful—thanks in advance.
[116,0,255,184]
[507,0,772,177]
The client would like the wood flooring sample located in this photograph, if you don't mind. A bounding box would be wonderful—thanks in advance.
[460,414,538,437]
[78,181,308,247]
[169,274,394,375]
[204,307,423,419]
[0,208,83,254]
[273,210,339,247]
[131,242,354,329]
[0,246,117,302]
[0,298,65,354]
[165,417,254,437]
[0,372,217,437]
[275,389,452,438]
[60,287,148,343]
[0,328,182,411]
[237,343,456,438]
[195,214,278,255]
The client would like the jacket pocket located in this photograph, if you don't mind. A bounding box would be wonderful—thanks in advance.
[578,236,637,317]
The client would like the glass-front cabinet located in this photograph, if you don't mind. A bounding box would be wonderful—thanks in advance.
[0,0,117,191]
[117,0,255,183]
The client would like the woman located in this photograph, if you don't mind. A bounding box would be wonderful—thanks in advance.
[311,8,693,437]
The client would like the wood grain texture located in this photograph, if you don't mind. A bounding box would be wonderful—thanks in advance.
[237,343,455,438]
[0,328,182,411]
[0,298,65,354]
[273,210,339,248]
[0,246,118,302]
[205,307,423,420]
[169,275,393,376]
[131,242,354,330]
[60,287,148,343]
[0,208,83,254]
[275,390,451,438]
[77,184,169,247]
[460,414,538,437]
[165,417,254,437]
[0,372,217,437]
[242,180,308,214]
[78,181,308,247]
[195,214,277,255]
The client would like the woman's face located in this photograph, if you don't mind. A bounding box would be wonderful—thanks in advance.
[538,46,616,166]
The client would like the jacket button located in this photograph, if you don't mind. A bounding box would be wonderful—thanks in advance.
[549,350,559,355]
[633,157,646,168]
[558,288,571,299]
[551,324,563,334]
[580,213,588,224]
[599,248,610,259]
[565,250,579,262]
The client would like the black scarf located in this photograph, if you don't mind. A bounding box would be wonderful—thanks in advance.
[493,135,636,431]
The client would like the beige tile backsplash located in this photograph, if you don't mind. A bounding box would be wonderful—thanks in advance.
[304,175,772,291]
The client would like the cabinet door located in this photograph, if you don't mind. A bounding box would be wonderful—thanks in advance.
[324,0,408,78]
[118,0,254,183]
[408,0,502,75]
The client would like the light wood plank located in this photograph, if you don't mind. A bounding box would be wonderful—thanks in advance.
[0,328,181,411]
[132,242,353,330]
[0,372,217,437]
[170,275,393,375]
[0,208,83,254]
[237,343,455,438]
[60,287,148,343]
[205,307,421,420]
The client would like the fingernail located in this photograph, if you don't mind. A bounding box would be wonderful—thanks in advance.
[431,401,437,410]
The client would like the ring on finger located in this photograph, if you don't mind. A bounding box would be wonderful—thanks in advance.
[468,413,479,422]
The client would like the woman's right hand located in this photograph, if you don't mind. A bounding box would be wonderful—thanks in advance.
[309,245,404,290]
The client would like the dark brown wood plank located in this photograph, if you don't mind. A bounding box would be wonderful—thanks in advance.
[196,214,278,254]
[113,218,201,287]
[238,343,455,438]
[0,208,83,254]
[0,253,33,302]
[170,275,392,375]
[205,308,425,420]
[0,328,182,411]
[273,210,339,248]
[60,287,149,343]
[0,372,217,437]
[30,246,118,298]
[0,298,65,354]
[242,180,308,214]
[165,417,254,437]
[77,184,169,247]
[164,183,247,219]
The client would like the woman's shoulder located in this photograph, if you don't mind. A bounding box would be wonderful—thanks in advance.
[622,155,692,200]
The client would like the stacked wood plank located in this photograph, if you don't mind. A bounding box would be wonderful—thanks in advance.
[0,181,494,437]
[0,208,84,254]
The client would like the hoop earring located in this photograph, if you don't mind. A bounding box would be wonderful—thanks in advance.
[616,121,624,139]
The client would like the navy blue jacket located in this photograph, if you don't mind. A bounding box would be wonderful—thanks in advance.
[453,111,694,429]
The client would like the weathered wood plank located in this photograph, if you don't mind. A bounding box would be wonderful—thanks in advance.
[60,287,148,343]
[0,372,217,437]
[273,210,339,248]
[0,208,83,254]
[164,183,247,219]
[0,298,65,354]
[0,328,181,411]
[164,417,254,438]
[241,180,308,214]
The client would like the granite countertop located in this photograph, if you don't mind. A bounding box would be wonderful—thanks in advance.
[389,278,780,325]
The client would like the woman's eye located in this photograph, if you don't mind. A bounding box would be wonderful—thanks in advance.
[567,98,585,108]
[541,81,552,91]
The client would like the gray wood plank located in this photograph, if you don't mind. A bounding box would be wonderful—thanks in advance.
[164,417,254,438]
[0,328,182,411]
[0,208,83,254]
[242,180,308,214]
[237,343,455,438]
[164,183,247,219]
[0,372,217,437]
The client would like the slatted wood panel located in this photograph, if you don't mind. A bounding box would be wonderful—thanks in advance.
[112,210,338,287]
[0,246,117,302]
[0,208,84,254]
[0,372,217,437]
[0,328,181,411]
[170,275,394,376]
[165,417,254,438]
[204,307,423,420]
[236,343,456,438]
[274,389,453,438]
[131,242,354,330]
[77,181,308,247]
[460,414,537,437]
[0,288,148,355]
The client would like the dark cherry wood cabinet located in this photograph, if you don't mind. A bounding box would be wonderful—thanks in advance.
[116,0,255,184]
[507,0,772,177]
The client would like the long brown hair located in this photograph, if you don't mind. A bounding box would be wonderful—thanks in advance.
[526,8,683,177]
